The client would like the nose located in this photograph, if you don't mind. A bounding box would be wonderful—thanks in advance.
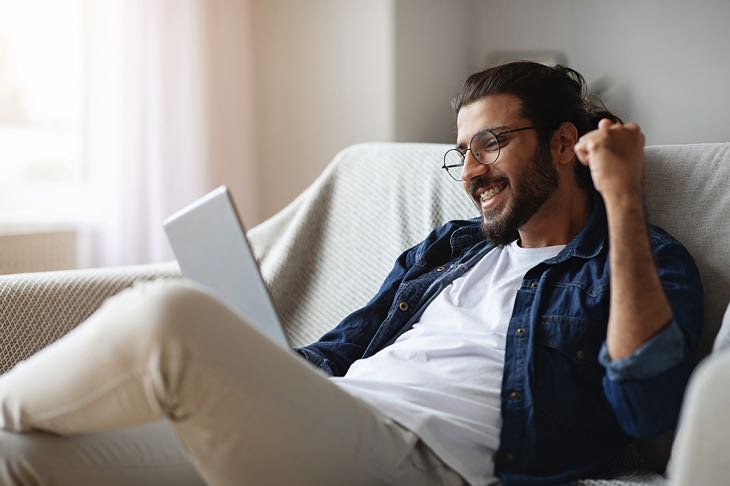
[461,150,490,182]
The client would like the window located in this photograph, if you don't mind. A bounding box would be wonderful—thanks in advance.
[0,0,88,222]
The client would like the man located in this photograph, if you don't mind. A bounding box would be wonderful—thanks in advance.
[0,62,702,485]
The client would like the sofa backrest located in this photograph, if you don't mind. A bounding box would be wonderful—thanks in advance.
[248,142,730,357]
[643,143,730,356]
[248,143,476,347]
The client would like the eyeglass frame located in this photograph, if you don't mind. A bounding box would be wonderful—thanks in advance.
[441,125,536,181]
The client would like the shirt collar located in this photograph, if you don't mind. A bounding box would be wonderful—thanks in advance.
[549,191,607,263]
[449,218,484,251]
[449,191,607,262]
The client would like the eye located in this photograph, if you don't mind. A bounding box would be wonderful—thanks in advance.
[473,132,499,153]
[483,139,499,151]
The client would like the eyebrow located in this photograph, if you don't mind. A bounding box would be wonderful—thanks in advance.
[455,124,511,148]
[487,124,509,132]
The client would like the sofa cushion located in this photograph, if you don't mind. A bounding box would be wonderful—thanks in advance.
[643,143,730,357]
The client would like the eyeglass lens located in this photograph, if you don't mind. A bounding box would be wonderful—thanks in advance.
[443,130,500,181]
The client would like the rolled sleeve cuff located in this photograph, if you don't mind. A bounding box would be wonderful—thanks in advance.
[599,319,686,382]
[294,347,334,375]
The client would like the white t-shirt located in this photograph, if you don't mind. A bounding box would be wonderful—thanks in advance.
[331,240,565,485]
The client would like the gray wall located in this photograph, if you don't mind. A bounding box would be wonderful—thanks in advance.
[471,0,730,146]
[252,0,394,223]
[392,0,477,143]
[251,0,730,222]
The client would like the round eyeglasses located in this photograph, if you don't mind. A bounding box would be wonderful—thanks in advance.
[442,126,535,181]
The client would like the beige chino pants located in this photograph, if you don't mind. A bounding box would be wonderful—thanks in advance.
[0,280,465,485]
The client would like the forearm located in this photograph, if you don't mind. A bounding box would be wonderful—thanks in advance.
[604,192,672,359]
[599,200,703,437]
[575,118,703,435]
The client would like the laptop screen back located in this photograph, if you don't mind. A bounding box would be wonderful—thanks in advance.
[163,186,288,348]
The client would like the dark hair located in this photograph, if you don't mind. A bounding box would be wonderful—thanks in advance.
[451,61,621,190]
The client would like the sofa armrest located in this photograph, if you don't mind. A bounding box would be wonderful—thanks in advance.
[667,348,730,485]
[0,263,181,374]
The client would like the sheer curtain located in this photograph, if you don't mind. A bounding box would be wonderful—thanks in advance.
[85,0,258,266]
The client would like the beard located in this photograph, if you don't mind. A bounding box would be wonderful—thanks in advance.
[472,144,559,246]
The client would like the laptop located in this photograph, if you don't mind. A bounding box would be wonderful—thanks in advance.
[163,186,290,349]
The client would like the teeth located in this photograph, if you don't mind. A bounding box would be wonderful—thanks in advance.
[480,184,505,201]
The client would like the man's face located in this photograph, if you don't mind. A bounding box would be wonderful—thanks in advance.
[456,94,559,245]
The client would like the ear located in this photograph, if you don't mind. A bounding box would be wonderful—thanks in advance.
[551,122,579,166]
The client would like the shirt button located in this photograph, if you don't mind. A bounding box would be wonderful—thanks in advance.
[398,301,409,311]
[515,327,526,335]
[508,391,520,400]
[529,282,537,288]
[504,452,514,461]
[576,350,585,360]
[436,266,445,272]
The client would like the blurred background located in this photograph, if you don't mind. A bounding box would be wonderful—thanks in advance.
[0,0,728,272]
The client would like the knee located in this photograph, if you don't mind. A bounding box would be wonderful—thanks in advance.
[137,279,214,320]
[98,279,250,375]
[95,280,220,358]
[111,279,219,341]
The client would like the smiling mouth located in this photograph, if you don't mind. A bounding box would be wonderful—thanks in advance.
[475,180,508,205]
[480,184,506,202]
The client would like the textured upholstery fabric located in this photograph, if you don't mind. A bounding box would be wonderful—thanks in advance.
[579,474,667,486]
[247,143,478,348]
[642,143,730,357]
[0,263,181,374]
[1,142,729,485]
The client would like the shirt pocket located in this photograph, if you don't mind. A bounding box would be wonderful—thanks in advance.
[533,315,615,429]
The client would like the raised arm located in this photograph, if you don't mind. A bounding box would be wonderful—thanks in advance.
[574,120,703,437]
[574,119,672,359]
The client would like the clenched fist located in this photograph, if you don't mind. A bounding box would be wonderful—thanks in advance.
[574,118,646,200]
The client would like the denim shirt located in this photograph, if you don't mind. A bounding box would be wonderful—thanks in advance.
[297,196,704,485]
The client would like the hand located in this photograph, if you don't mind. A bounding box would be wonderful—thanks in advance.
[573,119,645,199]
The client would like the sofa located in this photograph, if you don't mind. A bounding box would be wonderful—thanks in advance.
[1,142,729,485]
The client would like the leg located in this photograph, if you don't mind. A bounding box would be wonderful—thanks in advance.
[0,422,204,486]
[0,280,464,485]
